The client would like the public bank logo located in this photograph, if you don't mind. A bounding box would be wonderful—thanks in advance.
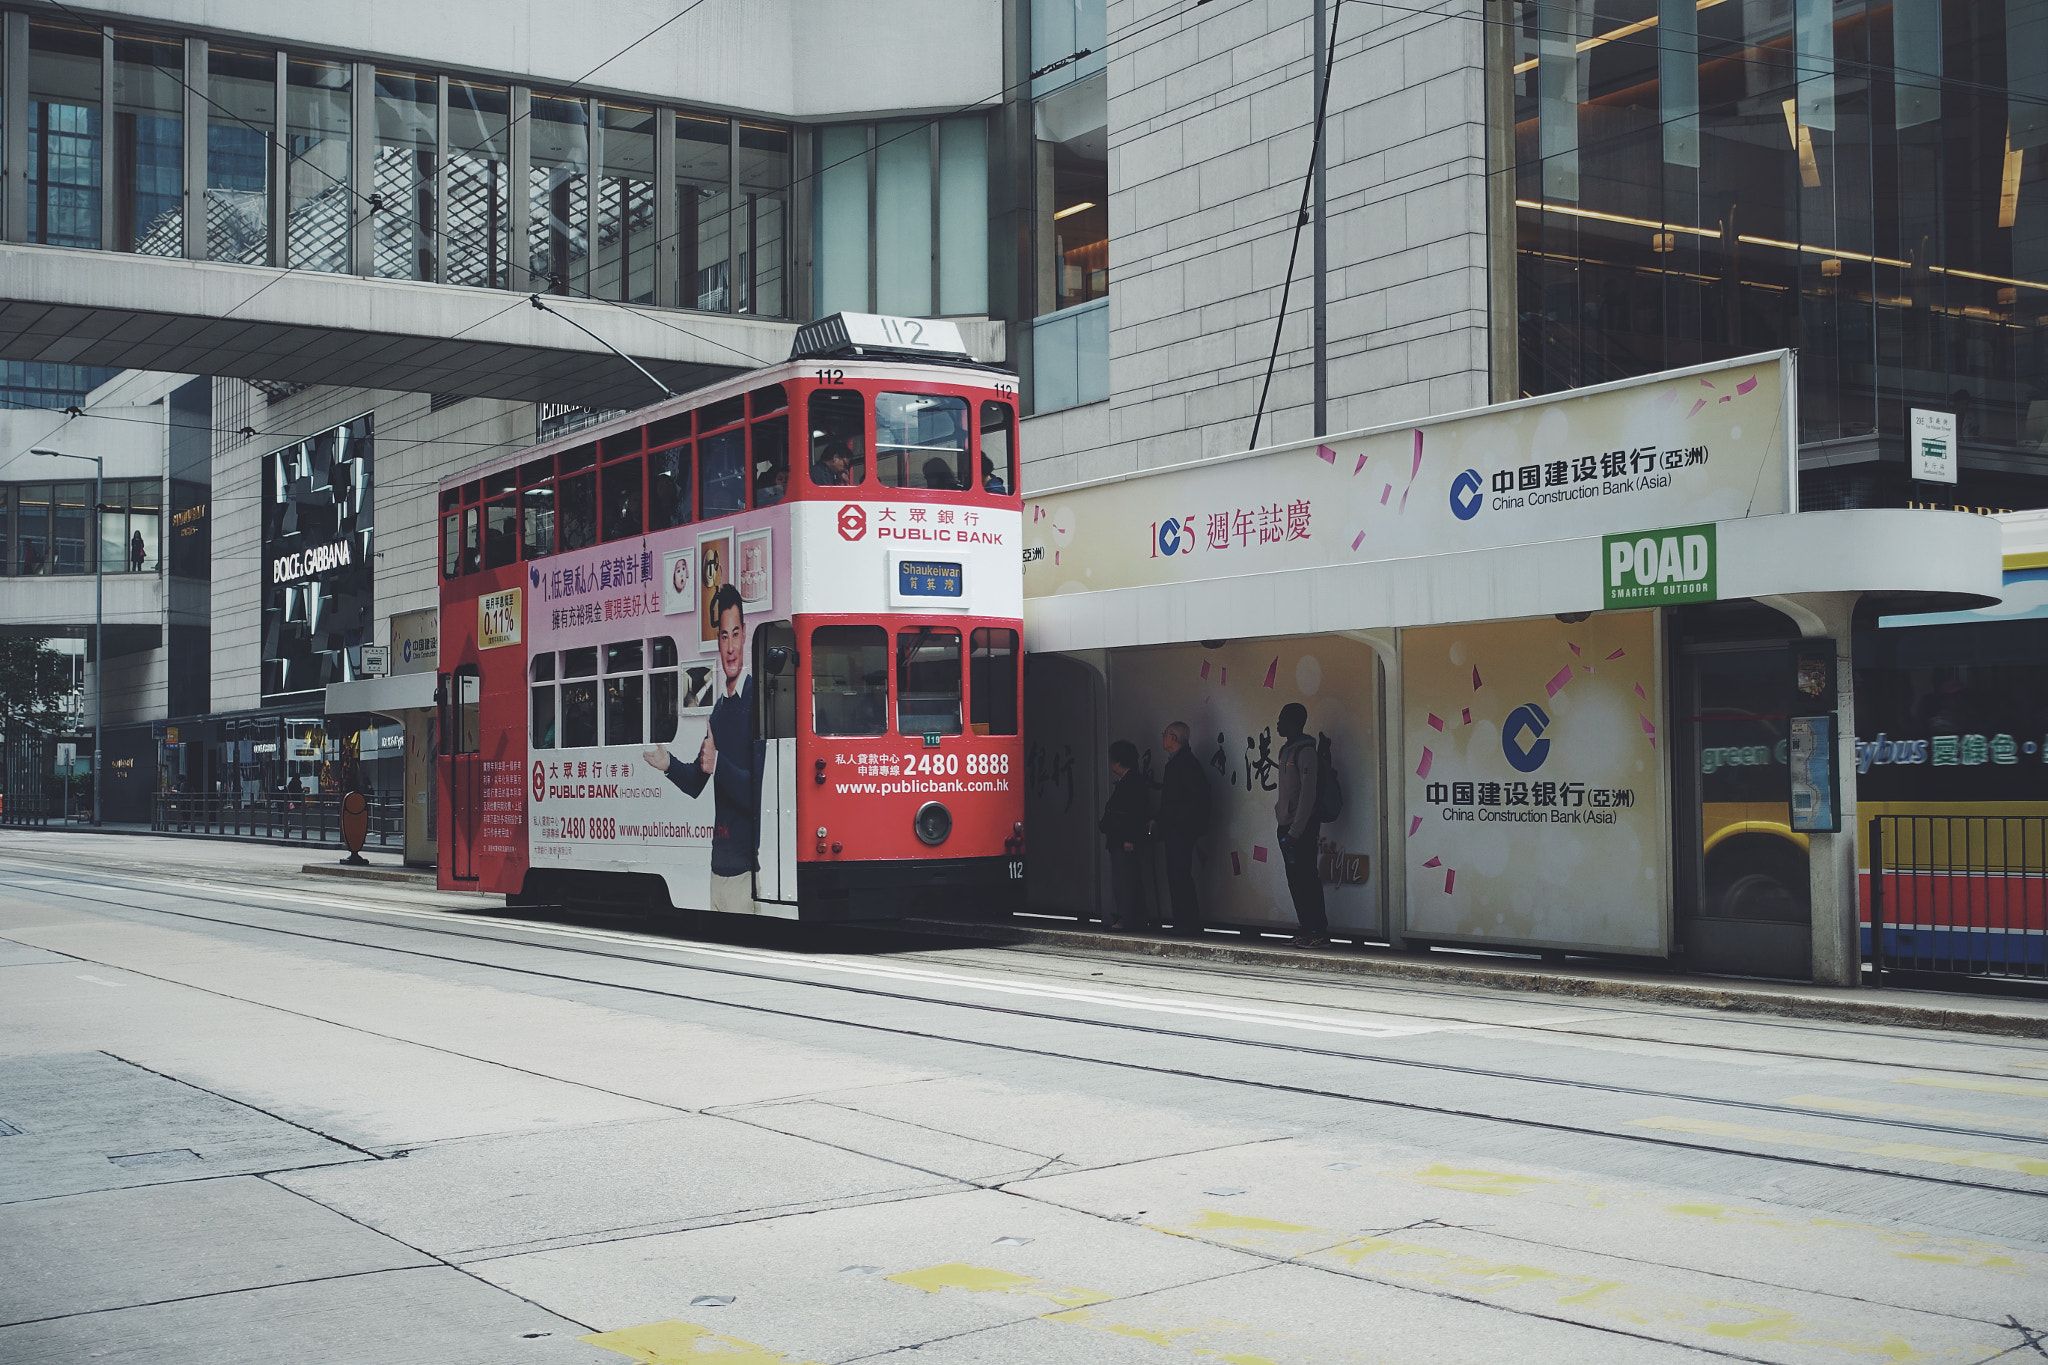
[837,504,867,541]
[1502,703,1552,773]
[1449,469,1485,521]
[1602,522,1716,609]
[531,760,546,802]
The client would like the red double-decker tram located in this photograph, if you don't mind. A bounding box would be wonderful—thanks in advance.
[435,314,1025,919]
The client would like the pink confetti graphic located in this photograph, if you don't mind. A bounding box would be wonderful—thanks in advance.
[1544,664,1573,698]
[1416,747,1434,779]
[1659,387,1679,406]
[1569,642,1582,656]
[1472,667,1483,690]
[1444,869,1456,894]
[1252,845,1269,864]
[1200,660,1211,680]
[1380,483,1392,505]
[1317,444,1337,464]
[1635,683,1647,699]
[1736,375,1758,395]
[1687,399,1708,419]
[1351,530,1365,551]
[1399,486,1412,513]
[1606,647,1626,660]
[1263,657,1278,688]
[1700,377,1716,388]
[1411,429,1424,480]
[1718,394,1732,403]
[1353,452,1369,475]
[1408,816,1423,836]
[1639,713,1657,738]
[1220,667,1227,686]
[1054,550,1061,565]
[1428,713,1444,731]
[1423,856,1442,868]
[1461,708,1472,725]
[1231,851,1242,876]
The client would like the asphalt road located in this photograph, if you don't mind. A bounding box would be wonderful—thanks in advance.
[2,831,2046,1365]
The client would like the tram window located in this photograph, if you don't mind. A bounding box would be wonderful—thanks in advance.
[750,383,787,416]
[563,646,598,677]
[701,394,745,431]
[558,471,597,551]
[808,389,865,487]
[561,680,598,748]
[648,412,691,448]
[560,443,596,473]
[897,627,963,736]
[602,457,643,541]
[520,456,553,485]
[441,512,461,578]
[650,635,680,743]
[812,625,888,736]
[484,468,515,498]
[606,640,643,674]
[979,401,1016,495]
[533,652,556,680]
[463,480,481,503]
[605,673,644,746]
[752,416,789,508]
[521,482,556,559]
[461,506,482,574]
[877,393,971,490]
[441,488,461,512]
[651,636,677,668]
[700,429,746,518]
[599,430,640,461]
[530,654,556,750]
[484,496,518,568]
[969,628,1019,735]
[649,445,692,529]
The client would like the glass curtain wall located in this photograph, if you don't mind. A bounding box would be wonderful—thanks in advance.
[737,123,789,316]
[1029,0,1108,415]
[285,58,351,273]
[877,121,933,316]
[814,117,989,318]
[677,114,730,311]
[207,46,273,264]
[814,124,868,315]
[371,71,436,281]
[529,94,588,294]
[1513,0,2048,494]
[594,103,655,303]
[27,22,103,249]
[444,81,509,289]
[111,35,183,255]
[98,479,161,572]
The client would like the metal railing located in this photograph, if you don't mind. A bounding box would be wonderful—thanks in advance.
[0,795,53,827]
[151,793,405,846]
[1867,815,2047,985]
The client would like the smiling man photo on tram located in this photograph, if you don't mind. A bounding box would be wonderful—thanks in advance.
[642,582,761,914]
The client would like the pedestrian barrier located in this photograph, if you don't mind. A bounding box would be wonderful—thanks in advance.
[1866,814,2047,986]
[151,792,405,847]
[0,795,53,827]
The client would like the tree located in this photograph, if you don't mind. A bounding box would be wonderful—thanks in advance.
[0,637,75,731]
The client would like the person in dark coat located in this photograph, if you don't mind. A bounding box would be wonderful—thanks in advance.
[1274,702,1327,947]
[1098,738,1151,931]
[1149,720,1208,934]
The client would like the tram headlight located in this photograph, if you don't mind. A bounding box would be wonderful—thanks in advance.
[913,801,953,847]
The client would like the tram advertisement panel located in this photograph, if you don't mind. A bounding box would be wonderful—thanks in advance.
[1403,610,1669,955]
[526,508,792,912]
[1106,637,1381,933]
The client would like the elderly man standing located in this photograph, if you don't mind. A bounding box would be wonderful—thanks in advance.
[1149,720,1209,935]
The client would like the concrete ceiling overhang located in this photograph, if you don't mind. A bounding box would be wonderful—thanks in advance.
[0,244,798,409]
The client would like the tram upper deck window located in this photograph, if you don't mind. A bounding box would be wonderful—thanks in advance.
[560,645,598,748]
[700,425,746,520]
[484,494,517,568]
[530,653,556,750]
[521,478,555,559]
[751,384,789,507]
[969,628,1019,735]
[808,389,866,487]
[811,625,888,736]
[461,505,482,573]
[649,443,692,530]
[602,454,643,541]
[877,393,971,490]
[897,626,962,736]
[441,508,461,578]
[979,401,1015,495]
[559,468,597,551]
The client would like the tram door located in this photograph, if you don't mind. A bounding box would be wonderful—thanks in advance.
[754,624,799,904]
[1675,642,1810,977]
[443,666,483,882]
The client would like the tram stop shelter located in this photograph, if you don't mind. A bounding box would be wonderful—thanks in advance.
[1018,352,2004,986]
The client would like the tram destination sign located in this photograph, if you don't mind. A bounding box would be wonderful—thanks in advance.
[895,558,964,601]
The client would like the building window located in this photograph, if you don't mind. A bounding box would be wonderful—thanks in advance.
[285,58,352,273]
[529,93,589,294]
[737,124,790,317]
[206,46,274,266]
[445,81,511,289]
[372,71,437,281]
[98,479,162,572]
[112,35,185,256]
[28,22,104,250]
[814,116,990,319]
[677,114,732,312]
[1028,0,1107,414]
[595,103,657,303]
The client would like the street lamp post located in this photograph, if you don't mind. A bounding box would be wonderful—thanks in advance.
[31,449,104,827]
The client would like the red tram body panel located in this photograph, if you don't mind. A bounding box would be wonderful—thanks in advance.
[434,316,1025,919]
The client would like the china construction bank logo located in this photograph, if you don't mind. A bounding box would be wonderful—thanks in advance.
[1449,469,1485,521]
[1501,703,1552,772]
[837,504,867,541]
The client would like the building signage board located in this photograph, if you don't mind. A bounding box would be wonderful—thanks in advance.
[360,645,390,676]
[479,588,522,650]
[1403,610,1668,956]
[1910,408,1957,484]
[391,608,439,675]
[1024,354,1791,598]
[1602,524,1716,608]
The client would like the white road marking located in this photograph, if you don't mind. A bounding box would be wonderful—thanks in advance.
[75,974,121,988]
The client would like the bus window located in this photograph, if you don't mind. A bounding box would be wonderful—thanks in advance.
[461,505,482,574]
[649,444,691,529]
[701,428,745,518]
[530,653,556,749]
[561,646,598,748]
[559,471,597,551]
[484,495,518,568]
[604,639,644,745]
[521,482,555,559]
[808,389,865,487]
[811,625,887,736]
[877,393,971,490]
[970,628,1019,735]
[979,401,1015,495]
[752,415,788,507]
[897,627,962,736]
[602,456,643,541]
[650,635,679,742]
[441,511,461,578]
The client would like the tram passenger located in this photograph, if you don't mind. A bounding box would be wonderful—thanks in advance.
[982,456,1007,495]
[1099,739,1152,932]
[921,455,960,491]
[641,583,762,915]
[811,440,856,487]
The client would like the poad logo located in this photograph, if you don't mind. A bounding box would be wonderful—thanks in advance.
[532,759,546,802]
[837,504,867,541]
[1501,703,1552,773]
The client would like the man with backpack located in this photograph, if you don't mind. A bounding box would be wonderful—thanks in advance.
[1274,702,1328,947]
[1150,720,1209,935]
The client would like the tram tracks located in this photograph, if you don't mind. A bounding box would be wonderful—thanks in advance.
[4,861,2048,1202]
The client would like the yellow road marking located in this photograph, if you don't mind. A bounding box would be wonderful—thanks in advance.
[1409,1164,1554,1197]
[886,1262,1109,1310]
[579,1320,821,1364]
[1632,1115,2048,1176]
[1896,1075,2048,1100]
[1785,1093,2048,1138]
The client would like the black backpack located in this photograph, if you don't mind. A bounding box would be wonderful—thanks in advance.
[1313,732,1344,822]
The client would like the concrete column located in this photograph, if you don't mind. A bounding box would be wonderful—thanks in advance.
[1347,629,1405,948]
[1757,591,1863,987]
